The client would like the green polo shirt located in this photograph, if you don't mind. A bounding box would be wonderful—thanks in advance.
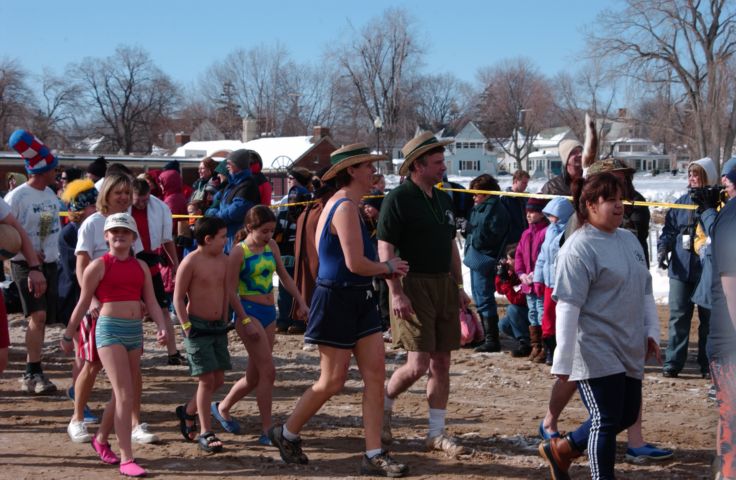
[377,178,456,274]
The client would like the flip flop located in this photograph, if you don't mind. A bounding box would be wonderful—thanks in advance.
[176,405,198,442]
[210,402,241,434]
[198,431,224,453]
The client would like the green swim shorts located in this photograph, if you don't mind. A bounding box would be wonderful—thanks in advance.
[183,315,232,377]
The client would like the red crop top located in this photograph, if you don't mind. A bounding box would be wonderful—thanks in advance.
[95,253,145,303]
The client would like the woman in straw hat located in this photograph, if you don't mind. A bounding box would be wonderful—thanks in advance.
[269,143,410,477]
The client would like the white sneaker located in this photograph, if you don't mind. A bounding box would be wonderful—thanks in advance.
[425,433,472,457]
[131,423,160,444]
[20,373,57,394]
[302,342,317,352]
[68,419,92,443]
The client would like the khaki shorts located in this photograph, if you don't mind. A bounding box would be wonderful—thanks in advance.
[390,273,460,352]
[183,315,231,377]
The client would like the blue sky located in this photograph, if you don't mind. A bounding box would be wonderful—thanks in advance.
[2,0,617,88]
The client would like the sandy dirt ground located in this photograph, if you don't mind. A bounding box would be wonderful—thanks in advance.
[0,305,716,480]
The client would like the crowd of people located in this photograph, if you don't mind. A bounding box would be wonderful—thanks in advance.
[1,127,735,479]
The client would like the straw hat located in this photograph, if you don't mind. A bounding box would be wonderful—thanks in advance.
[398,131,453,176]
[321,143,386,181]
[586,158,635,177]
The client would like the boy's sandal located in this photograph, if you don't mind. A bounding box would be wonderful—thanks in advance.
[175,405,198,442]
[198,431,224,453]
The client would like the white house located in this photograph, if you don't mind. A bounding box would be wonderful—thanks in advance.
[498,126,575,178]
[442,121,498,176]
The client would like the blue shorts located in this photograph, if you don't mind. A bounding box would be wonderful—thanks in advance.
[239,299,277,328]
[95,315,143,351]
[304,280,382,349]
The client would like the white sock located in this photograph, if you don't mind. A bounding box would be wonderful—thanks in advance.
[282,424,299,441]
[366,448,382,459]
[428,408,446,438]
[384,394,394,412]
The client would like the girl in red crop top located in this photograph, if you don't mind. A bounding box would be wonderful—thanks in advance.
[60,213,168,476]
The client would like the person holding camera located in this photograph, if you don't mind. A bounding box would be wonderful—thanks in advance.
[657,157,717,379]
[494,248,531,357]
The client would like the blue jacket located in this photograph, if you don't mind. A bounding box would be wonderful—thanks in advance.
[466,196,511,259]
[657,192,702,283]
[533,197,574,287]
[205,169,256,240]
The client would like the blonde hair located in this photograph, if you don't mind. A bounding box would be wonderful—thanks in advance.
[97,174,132,215]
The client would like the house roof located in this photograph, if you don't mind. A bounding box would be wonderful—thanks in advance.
[453,121,487,142]
[172,135,335,170]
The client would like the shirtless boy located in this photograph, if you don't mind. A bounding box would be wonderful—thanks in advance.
[172,217,232,453]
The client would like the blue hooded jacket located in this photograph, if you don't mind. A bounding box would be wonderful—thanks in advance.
[533,197,574,287]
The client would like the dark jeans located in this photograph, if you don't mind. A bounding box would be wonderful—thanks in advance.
[470,269,497,318]
[276,264,296,331]
[665,278,710,374]
[569,373,642,480]
[499,304,530,343]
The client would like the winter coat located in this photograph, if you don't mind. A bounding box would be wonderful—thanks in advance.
[465,196,511,260]
[657,192,702,283]
[691,207,719,309]
[500,186,528,245]
[250,162,272,205]
[533,197,574,288]
[159,170,188,219]
[205,169,259,240]
[190,176,211,203]
[515,220,549,293]
[495,272,527,306]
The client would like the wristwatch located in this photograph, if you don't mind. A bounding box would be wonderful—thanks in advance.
[28,265,43,272]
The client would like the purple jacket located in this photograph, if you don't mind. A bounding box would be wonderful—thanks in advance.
[515,220,549,293]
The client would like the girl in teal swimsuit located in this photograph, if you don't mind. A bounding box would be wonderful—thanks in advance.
[214,206,308,445]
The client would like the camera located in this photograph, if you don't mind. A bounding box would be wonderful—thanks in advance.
[688,185,725,211]
[496,259,509,280]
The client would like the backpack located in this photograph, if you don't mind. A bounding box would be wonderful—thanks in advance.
[224,176,260,206]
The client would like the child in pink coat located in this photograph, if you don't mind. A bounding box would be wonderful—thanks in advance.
[514,197,549,362]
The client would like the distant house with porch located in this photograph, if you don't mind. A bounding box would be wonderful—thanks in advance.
[498,126,576,178]
[442,121,498,177]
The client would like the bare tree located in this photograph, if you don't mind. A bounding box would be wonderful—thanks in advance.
[0,58,35,148]
[72,45,180,153]
[552,57,618,142]
[477,57,555,171]
[411,73,469,132]
[30,69,82,148]
[203,43,291,137]
[334,8,423,151]
[592,0,736,167]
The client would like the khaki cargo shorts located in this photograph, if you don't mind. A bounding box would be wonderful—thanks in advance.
[390,272,460,352]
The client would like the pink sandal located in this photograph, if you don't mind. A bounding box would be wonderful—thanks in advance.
[91,436,120,465]
[119,459,147,477]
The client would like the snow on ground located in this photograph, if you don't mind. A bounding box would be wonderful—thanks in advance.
[384,171,691,304]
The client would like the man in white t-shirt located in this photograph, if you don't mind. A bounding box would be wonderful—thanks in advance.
[0,198,47,375]
[5,129,61,394]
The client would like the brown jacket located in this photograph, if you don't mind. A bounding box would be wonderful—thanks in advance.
[290,197,329,319]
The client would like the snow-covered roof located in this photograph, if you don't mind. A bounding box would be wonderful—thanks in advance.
[171,136,324,170]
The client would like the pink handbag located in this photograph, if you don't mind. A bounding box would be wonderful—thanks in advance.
[459,308,483,346]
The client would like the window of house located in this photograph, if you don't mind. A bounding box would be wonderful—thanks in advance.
[618,144,631,152]
[456,143,462,149]
[632,145,647,152]
[459,160,480,171]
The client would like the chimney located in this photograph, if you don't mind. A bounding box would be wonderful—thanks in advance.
[175,132,190,146]
[312,126,330,143]
[242,116,259,142]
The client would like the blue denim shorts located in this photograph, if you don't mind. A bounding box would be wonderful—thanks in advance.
[95,315,143,351]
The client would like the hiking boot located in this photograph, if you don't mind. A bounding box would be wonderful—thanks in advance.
[132,423,160,444]
[661,368,678,378]
[269,424,308,464]
[68,419,92,443]
[167,351,188,366]
[20,373,57,394]
[360,451,409,477]
[538,434,582,480]
[381,410,393,447]
[528,326,543,361]
[425,433,472,457]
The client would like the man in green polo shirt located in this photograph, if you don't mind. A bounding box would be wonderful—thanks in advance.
[377,131,472,457]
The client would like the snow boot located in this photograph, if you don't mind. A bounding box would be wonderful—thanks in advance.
[528,326,543,361]
[474,315,501,353]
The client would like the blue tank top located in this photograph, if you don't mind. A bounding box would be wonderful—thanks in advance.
[317,197,377,285]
